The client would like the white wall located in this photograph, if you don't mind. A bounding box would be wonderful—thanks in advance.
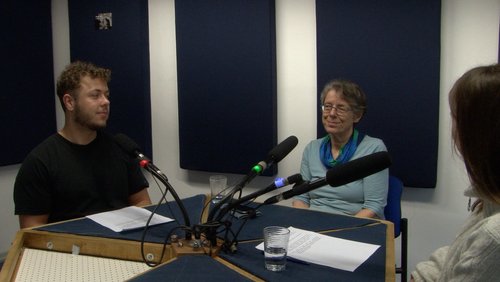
[1,0,499,279]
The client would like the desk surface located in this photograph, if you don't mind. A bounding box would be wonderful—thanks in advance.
[1,195,394,281]
[218,223,388,282]
[219,203,376,241]
[129,256,255,282]
[35,194,207,244]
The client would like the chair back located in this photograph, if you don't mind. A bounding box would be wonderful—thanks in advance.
[384,175,403,237]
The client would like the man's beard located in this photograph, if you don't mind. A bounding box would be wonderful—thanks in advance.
[74,104,107,130]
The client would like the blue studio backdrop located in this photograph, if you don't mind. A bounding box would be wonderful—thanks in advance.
[3,1,445,190]
[68,0,152,158]
[176,0,278,176]
[316,0,441,188]
[1,0,56,166]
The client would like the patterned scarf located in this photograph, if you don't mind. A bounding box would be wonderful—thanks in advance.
[319,129,364,168]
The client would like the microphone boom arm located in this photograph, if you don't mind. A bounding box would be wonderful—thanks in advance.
[207,169,258,222]
[144,163,192,240]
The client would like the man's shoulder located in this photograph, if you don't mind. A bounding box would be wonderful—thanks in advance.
[28,134,63,155]
[95,130,122,149]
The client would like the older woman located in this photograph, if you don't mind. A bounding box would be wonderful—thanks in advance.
[411,64,500,281]
[292,79,388,219]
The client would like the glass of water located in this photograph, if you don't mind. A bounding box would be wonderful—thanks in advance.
[209,175,227,204]
[263,226,290,271]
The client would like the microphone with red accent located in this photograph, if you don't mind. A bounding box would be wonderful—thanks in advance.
[263,151,391,205]
[113,133,192,239]
[113,133,168,180]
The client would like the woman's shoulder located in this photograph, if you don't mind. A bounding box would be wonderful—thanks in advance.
[482,212,500,240]
[359,134,387,151]
[361,134,384,144]
[305,138,324,149]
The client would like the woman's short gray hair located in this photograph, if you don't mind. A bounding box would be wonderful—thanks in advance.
[320,79,367,116]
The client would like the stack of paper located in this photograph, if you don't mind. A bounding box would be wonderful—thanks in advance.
[256,226,380,272]
[86,206,174,232]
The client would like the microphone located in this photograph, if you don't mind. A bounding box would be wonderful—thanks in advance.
[219,135,298,199]
[326,151,391,186]
[114,133,167,180]
[113,133,192,239]
[272,173,304,190]
[263,151,391,205]
[208,135,299,222]
[221,173,303,214]
[233,135,299,195]
[251,135,299,174]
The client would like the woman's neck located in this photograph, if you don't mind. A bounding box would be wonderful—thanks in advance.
[329,129,353,150]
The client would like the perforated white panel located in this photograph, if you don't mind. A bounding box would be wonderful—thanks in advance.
[15,248,150,282]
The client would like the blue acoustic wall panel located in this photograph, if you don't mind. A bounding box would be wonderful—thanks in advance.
[176,0,278,175]
[0,0,56,166]
[68,0,152,157]
[316,0,441,188]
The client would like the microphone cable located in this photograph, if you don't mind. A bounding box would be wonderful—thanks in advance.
[139,173,193,266]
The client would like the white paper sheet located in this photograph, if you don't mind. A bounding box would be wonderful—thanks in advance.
[86,206,174,232]
[256,226,380,272]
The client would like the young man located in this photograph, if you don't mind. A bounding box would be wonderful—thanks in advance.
[14,61,151,228]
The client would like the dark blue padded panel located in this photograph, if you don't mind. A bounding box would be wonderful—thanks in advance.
[68,0,152,157]
[316,0,441,188]
[176,0,278,175]
[0,0,56,166]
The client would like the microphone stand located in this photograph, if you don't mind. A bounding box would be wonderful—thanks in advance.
[213,181,274,224]
[204,169,259,247]
[143,164,192,240]
[222,202,264,254]
[207,169,258,222]
[213,174,303,252]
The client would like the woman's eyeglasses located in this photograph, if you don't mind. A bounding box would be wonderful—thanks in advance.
[321,104,352,115]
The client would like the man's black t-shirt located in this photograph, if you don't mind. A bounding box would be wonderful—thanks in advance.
[14,131,149,223]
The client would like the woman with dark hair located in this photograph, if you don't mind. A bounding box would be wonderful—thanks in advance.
[292,79,388,219]
[411,64,500,281]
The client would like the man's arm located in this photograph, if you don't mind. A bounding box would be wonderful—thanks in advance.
[129,188,152,207]
[19,214,49,229]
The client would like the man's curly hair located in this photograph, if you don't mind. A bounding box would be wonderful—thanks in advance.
[56,61,111,111]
